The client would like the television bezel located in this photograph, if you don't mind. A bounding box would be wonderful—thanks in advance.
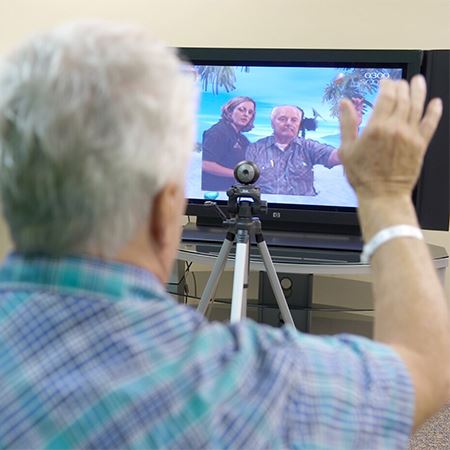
[179,47,430,237]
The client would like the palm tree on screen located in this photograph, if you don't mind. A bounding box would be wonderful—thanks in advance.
[322,68,401,120]
[196,66,249,94]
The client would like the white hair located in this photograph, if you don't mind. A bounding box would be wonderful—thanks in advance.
[270,105,303,121]
[0,21,197,256]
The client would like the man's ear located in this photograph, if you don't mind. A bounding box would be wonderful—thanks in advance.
[149,183,180,248]
[149,182,185,246]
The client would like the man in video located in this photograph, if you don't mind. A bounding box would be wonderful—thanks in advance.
[246,105,341,195]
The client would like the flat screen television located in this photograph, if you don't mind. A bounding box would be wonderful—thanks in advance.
[179,48,449,250]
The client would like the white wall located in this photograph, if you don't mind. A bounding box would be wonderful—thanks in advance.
[0,0,449,51]
[0,0,449,299]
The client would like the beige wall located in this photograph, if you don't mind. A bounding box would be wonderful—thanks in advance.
[0,0,449,51]
[0,0,449,299]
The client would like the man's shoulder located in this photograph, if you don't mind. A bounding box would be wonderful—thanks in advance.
[294,136,334,150]
[252,135,274,145]
[290,136,310,148]
[248,135,274,151]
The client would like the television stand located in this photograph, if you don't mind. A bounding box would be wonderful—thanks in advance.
[182,222,364,253]
[177,227,448,332]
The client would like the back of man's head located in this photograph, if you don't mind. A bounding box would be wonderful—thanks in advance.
[0,21,196,256]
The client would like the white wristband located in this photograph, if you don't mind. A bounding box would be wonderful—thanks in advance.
[360,225,423,264]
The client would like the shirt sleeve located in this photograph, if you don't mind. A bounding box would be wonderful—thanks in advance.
[186,319,414,449]
[281,328,414,449]
[304,139,337,168]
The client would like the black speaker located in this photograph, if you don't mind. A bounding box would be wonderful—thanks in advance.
[258,272,313,331]
[416,50,450,229]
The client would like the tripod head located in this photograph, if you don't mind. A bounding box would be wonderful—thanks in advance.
[203,161,267,228]
[226,161,267,226]
[226,184,267,218]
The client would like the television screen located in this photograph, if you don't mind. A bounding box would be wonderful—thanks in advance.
[187,64,403,209]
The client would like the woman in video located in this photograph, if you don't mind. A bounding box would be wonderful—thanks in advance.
[201,96,256,191]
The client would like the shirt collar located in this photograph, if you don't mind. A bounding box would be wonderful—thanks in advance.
[267,135,303,148]
[0,253,168,303]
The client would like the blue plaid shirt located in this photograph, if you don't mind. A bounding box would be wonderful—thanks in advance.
[0,254,414,449]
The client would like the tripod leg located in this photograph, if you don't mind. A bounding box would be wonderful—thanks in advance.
[197,233,234,315]
[242,241,250,318]
[257,239,295,327]
[230,231,250,323]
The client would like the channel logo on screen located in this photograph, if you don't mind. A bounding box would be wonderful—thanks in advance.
[364,71,391,79]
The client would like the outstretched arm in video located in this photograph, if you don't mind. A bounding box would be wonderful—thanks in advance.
[339,75,450,429]
[327,148,341,166]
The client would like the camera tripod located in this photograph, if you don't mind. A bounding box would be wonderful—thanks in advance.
[197,174,295,325]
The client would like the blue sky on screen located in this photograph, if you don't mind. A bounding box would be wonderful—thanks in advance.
[195,66,402,147]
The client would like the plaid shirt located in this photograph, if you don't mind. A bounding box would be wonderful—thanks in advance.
[0,254,413,449]
[246,136,336,196]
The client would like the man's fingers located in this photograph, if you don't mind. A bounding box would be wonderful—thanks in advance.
[339,98,358,147]
[419,97,443,143]
[408,75,427,125]
[371,79,397,120]
[393,79,410,121]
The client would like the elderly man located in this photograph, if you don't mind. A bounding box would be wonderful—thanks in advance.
[0,21,448,449]
[246,105,341,195]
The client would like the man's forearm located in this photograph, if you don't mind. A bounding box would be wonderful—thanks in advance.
[338,75,449,428]
[328,149,341,167]
[358,195,419,238]
[359,195,450,421]
[361,197,447,345]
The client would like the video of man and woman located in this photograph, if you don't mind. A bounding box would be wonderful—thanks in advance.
[185,65,403,208]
